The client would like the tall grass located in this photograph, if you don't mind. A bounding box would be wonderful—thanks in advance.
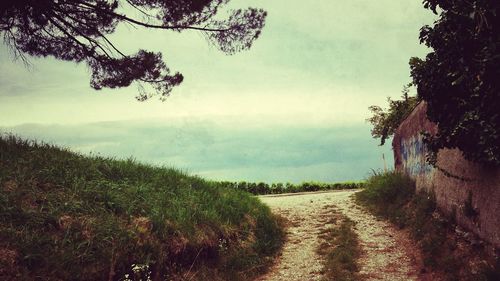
[354,171,415,227]
[355,171,499,281]
[0,135,284,280]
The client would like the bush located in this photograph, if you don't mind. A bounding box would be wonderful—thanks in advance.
[355,171,414,225]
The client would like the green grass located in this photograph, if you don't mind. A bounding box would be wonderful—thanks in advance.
[355,171,499,281]
[354,171,415,228]
[213,181,364,195]
[0,135,284,280]
[317,210,361,281]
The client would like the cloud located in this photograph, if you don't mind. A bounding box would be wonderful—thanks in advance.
[0,0,435,127]
[1,0,423,182]
[1,120,393,183]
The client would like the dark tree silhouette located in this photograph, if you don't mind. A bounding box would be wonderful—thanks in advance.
[410,0,500,166]
[0,0,266,100]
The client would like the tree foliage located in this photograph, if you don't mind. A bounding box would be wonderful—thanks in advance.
[410,0,500,166]
[367,84,419,146]
[0,0,266,100]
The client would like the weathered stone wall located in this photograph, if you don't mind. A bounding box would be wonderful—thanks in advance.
[393,102,500,248]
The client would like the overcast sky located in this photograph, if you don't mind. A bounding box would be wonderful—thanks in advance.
[0,0,436,183]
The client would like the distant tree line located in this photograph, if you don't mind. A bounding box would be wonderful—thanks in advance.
[213,181,364,195]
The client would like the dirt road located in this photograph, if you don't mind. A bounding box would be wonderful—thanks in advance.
[256,190,423,281]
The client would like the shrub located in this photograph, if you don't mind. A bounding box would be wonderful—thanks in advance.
[355,171,414,225]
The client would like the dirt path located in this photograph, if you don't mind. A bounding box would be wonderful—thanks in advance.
[257,190,423,281]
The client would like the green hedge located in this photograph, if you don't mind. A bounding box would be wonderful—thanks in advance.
[213,181,364,195]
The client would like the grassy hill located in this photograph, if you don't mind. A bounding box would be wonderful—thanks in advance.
[0,135,284,281]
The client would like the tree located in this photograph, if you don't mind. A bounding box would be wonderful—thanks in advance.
[367,84,419,146]
[0,0,266,101]
[410,0,500,166]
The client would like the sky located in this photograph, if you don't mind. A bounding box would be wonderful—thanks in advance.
[0,0,436,183]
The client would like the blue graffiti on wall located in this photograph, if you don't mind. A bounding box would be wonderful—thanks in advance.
[400,135,434,178]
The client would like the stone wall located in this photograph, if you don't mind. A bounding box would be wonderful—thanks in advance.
[393,102,500,248]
